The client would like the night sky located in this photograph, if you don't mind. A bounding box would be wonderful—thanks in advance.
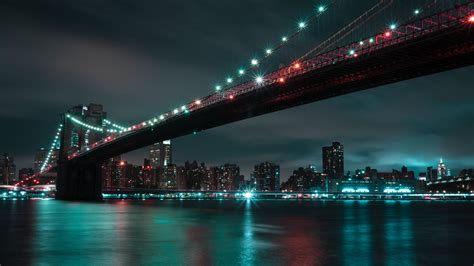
[1,0,473,180]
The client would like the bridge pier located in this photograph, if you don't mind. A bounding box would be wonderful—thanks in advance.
[56,160,103,201]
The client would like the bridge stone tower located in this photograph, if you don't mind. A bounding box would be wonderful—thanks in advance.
[56,104,107,200]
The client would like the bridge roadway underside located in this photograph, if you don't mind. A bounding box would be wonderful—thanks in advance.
[58,24,474,200]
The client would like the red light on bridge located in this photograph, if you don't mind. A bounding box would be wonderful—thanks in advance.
[294,63,301,69]
[384,31,392,37]
[229,95,234,100]
[469,15,474,23]
[353,53,358,57]
[195,100,201,105]
[119,161,126,166]
[278,77,285,83]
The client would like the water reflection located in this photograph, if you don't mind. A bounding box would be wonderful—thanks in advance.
[0,200,473,265]
[342,201,372,266]
[239,200,256,265]
[384,201,413,266]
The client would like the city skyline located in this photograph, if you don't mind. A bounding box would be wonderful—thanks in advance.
[3,139,467,184]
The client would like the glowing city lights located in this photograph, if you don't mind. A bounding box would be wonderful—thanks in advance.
[251,59,259,65]
[298,21,307,29]
[215,85,222,91]
[318,6,326,12]
[238,69,245,75]
[342,188,356,193]
[255,76,264,84]
[282,36,288,42]
[226,78,233,83]
[414,9,420,15]
[195,100,201,105]
[389,23,397,30]
[266,49,272,55]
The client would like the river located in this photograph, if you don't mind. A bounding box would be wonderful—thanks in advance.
[0,199,473,265]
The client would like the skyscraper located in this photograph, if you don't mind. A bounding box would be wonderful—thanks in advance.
[101,156,121,188]
[322,142,344,178]
[217,164,240,191]
[252,162,280,192]
[437,158,447,179]
[427,166,437,181]
[162,163,177,189]
[0,153,16,185]
[150,140,172,168]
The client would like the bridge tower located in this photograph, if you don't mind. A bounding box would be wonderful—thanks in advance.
[56,104,107,200]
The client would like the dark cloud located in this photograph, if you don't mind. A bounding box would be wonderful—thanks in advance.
[0,0,472,179]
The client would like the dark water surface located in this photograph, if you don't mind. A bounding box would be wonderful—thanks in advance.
[0,199,473,265]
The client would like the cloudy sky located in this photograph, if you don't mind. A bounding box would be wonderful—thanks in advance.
[1,0,472,179]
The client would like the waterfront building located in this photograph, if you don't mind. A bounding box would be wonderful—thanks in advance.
[281,166,323,192]
[437,158,447,179]
[162,164,178,189]
[252,162,280,192]
[150,140,172,168]
[322,142,344,178]
[217,164,240,191]
[101,156,121,188]
[0,153,16,185]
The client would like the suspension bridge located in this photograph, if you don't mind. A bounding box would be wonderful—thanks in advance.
[15,1,474,200]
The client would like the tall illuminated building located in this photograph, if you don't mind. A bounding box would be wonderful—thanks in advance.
[252,162,280,191]
[217,164,240,191]
[0,153,16,185]
[150,140,172,168]
[162,163,177,189]
[437,158,447,179]
[322,142,344,178]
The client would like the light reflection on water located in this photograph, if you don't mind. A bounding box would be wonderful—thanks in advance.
[0,200,473,265]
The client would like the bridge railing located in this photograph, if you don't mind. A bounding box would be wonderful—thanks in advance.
[190,2,473,110]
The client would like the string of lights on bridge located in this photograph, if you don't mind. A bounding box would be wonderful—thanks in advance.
[66,114,128,133]
[212,2,333,94]
[137,2,443,132]
[39,124,63,172]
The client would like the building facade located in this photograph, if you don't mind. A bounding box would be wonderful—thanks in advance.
[150,140,172,168]
[0,153,16,185]
[322,142,344,178]
[252,162,280,192]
